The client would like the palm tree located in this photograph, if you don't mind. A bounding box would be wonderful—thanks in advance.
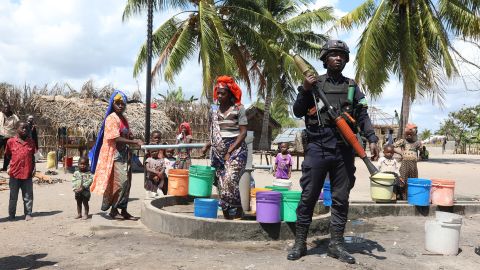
[255,0,334,150]
[122,0,289,100]
[338,0,480,138]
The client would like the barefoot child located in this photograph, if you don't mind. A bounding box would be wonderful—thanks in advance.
[72,157,93,219]
[273,142,292,180]
[394,123,422,199]
[161,147,177,195]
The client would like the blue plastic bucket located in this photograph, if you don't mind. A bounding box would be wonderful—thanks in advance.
[323,180,332,206]
[407,178,432,206]
[256,191,282,223]
[194,198,218,219]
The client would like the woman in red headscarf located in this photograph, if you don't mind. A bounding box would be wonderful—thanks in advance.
[175,122,193,169]
[202,76,248,219]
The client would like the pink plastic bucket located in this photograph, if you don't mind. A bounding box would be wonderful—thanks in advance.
[430,179,455,206]
[256,191,282,223]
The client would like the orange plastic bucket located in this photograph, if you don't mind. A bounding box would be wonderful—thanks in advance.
[168,169,189,196]
[250,188,271,214]
[430,179,455,206]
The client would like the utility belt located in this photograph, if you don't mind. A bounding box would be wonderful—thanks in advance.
[301,126,346,149]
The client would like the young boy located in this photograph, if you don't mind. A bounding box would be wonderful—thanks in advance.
[72,157,93,220]
[6,122,36,221]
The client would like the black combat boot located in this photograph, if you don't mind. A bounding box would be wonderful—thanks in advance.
[327,230,356,264]
[287,224,309,260]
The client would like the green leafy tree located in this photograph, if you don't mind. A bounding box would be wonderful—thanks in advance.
[437,105,480,153]
[419,129,432,141]
[123,0,291,100]
[338,0,480,139]
[158,86,198,102]
[255,0,334,150]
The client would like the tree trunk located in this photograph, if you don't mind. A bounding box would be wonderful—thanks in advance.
[259,83,273,151]
[397,83,411,139]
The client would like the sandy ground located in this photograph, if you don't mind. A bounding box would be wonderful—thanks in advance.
[1,147,480,270]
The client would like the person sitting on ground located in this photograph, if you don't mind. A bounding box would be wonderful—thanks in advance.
[419,146,429,161]
[72,156,93,220]
[6,121,36,221]
[273,142,292,181]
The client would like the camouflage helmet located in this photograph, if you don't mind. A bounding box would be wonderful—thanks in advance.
[319,40,350,62]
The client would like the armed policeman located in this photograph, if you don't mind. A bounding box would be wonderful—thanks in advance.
[287,40,379,264]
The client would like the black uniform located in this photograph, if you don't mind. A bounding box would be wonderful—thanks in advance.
[293,74,377,233]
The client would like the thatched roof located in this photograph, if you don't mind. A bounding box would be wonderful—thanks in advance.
[31,95,173,139]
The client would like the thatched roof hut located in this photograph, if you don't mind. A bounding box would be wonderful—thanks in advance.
[31,95,173,141]
[245,105,281,150]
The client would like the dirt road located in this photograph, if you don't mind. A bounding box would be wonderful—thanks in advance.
[1,150,480,269]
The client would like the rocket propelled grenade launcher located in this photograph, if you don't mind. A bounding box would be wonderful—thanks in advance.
[293,54,379,176]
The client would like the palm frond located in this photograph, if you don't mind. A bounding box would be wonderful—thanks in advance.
[285,6,335,32]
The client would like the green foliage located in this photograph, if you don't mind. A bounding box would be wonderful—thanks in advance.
[437,105,480,153]
[339,0,480,138]
[419,129,432,141]
[254,98,297,129]
[157,86,198,103]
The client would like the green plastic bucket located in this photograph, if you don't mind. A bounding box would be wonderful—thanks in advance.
[188,165,215,197]
[265,186,289,192]
[281,191,302,222]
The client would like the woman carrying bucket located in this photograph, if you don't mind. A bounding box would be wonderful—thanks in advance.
[202,76,247,220]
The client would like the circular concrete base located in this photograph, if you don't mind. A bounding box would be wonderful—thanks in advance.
[141,196,331,241]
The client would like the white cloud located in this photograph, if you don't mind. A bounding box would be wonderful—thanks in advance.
[1,0,478,133]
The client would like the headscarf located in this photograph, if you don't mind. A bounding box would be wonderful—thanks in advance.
[405,123,418,134]
[88,90,128,173]
[213,75,242,105]
[178,122,192,136]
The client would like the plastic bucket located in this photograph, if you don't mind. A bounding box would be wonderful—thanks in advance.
[370,173,396,202]
[281,191,302,222]
[188,165,215,197]
[168,169,189,196]
[407,178,431,206]
[425,219,462,255]
[435,211,462,224]
[250,188,271,214]
[256,191,282,223]
[194,198,218,219]
[273,179,292,190]
[65,157,73,168]
[265,185,289,192]
[46,151,56,169]
[323,181,332,206]
[430,179,455,206]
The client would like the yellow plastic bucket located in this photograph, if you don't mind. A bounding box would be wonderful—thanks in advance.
[46,151,56,169]
[370,173,396,202]
[250,188,271,214]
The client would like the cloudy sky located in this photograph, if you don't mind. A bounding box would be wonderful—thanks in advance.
[1,0,479,133]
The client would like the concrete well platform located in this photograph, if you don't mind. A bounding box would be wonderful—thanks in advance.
[141,196,330,241]
[141,196,480,241]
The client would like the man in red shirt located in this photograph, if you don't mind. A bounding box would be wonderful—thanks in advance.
[5,122,36,221]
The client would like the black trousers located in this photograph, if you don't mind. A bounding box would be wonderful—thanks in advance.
[296,144,356,233]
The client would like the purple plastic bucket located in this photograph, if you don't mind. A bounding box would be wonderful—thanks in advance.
[256,191,282,223]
